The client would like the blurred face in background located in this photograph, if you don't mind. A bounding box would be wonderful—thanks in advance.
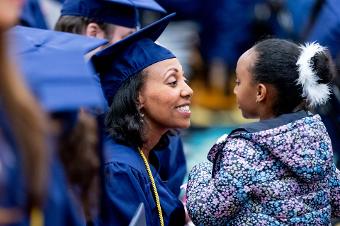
[85,23,136,56]
[0,0,24,30]
[86,23,136,44]
[107,24,135,44]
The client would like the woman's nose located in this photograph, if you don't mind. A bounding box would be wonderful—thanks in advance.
[181,82,193,98]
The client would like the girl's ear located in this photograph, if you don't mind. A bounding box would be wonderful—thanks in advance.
[256,83,267,103]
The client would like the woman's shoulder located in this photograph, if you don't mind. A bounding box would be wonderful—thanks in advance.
[103,137,146,174]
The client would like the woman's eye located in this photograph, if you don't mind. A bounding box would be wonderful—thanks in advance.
[168,80,177,87]
[235,79,240,85]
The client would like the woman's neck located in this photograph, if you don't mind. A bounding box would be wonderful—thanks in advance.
[141,125,166,160]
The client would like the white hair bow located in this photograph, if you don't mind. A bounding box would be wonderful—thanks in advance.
[296,42,331,108]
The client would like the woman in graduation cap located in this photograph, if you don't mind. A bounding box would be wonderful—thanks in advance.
[0,1,50,224]
[57,0,189,199]
[91,13,192,226]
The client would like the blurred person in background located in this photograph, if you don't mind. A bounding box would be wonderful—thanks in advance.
[305,0,340,169]
[0,0,50,224]
[55,0,166,45]
[10,25,108,225]
[156,0,319,111]
[155,0,269,110]
[19,0,49,29]
[19,0,65,29]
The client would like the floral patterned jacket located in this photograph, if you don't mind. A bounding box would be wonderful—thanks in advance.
[186,111,340,225]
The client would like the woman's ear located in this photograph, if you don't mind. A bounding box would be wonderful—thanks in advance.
[138,91,145,110]
[256,83,267,103]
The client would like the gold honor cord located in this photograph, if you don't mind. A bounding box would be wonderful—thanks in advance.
[138,148,164,226]
[30,207,44,226]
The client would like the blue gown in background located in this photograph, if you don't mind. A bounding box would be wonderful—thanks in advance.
[307,0,340,57]
[19,0,49,29]
[35,156,84,226]
[306,0,340,165]
[0,109,84,226]
[98,137,185,226]
[0,110,24,219]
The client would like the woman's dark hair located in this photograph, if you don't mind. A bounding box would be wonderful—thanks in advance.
[252,38,333,115]
[105,70,174,149]
[105,71,146,148]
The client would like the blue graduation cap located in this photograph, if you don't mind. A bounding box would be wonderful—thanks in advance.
[12,25,108,54]
[105,0,166,13]
[61,0,166,28]
[91,13,176,105]
[9,26,107,113]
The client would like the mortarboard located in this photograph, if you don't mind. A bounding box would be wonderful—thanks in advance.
[9,26,108,113]
[12,25,108,54]
[61,0,166,28]
[105,0,166,13]
[91,13,176,105]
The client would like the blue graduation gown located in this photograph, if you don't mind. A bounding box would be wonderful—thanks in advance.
[36,158,85,226]
[154,134,187,197]
[98,138,185,226]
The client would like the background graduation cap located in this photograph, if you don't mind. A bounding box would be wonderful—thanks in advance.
[91,13,176,106]
[9,26,108,113]
[105,0,166,13]
[61,0,166,28]
[12,25,108,54]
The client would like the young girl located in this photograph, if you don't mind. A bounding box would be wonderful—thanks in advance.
[186,38,340,225]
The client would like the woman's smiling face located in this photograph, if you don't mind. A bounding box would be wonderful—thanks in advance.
[139,58,193,133]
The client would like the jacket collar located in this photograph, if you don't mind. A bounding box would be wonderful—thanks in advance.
[231,110,312,134]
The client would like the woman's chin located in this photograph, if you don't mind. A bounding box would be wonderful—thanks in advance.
[177,120,191,129]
